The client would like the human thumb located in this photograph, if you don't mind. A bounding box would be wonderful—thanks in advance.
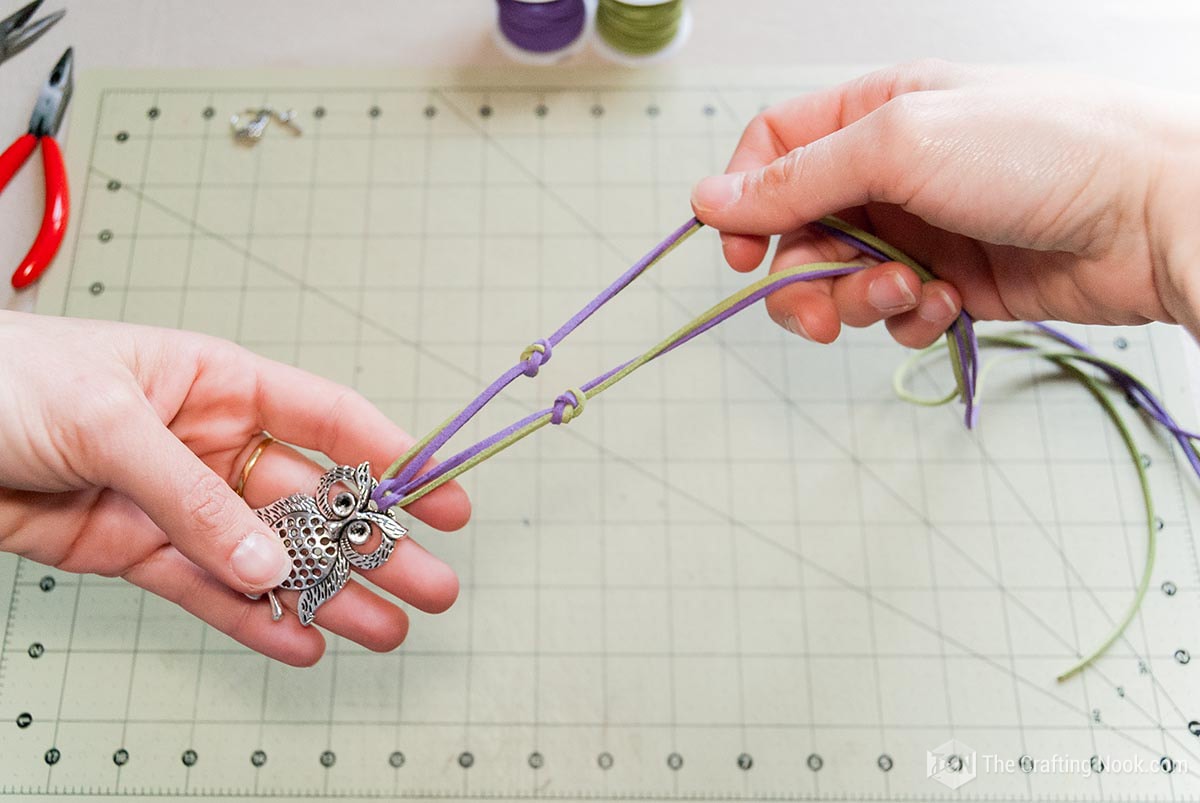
[691,126,882,236]
[105,415,292,595]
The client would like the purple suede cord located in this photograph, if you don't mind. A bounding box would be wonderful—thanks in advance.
[819,225,890,262]
[1031,323,1200,478]
[817,221,981,427]
[370,215,1198,511]
[380,264,865,502]
[373,218,705,507]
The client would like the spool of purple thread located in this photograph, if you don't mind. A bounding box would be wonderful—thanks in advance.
[495,0,591,64]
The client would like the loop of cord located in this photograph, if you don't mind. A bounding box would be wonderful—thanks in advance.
[375,216,706,500]
[374,215,973,513]
[520,339,553,377]
[374,255,866,511]
[551,388,586,424]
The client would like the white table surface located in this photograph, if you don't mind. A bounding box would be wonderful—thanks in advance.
[2,0,1199,312]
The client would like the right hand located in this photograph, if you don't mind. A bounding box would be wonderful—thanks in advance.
[690,60,1200,346]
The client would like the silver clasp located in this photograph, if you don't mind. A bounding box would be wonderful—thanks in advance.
[230,106,301,144]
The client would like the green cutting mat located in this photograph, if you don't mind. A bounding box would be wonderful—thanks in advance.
[2,67,1200,801]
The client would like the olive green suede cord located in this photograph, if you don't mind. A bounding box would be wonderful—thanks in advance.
[385,260,862,509]
[895,334,1157,682]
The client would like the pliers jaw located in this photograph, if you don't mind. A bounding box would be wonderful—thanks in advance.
[28,46,72,138]
[0,0,65,66]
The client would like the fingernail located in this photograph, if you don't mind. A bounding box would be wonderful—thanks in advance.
[783,315,813,341]
[231,531,291,589]
[867,273,916,313]
[919,288,959,323]
[692,173,744,213]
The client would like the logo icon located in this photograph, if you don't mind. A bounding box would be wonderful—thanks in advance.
[927,739,977,789]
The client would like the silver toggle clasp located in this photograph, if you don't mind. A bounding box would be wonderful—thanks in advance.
[230,106,301,144]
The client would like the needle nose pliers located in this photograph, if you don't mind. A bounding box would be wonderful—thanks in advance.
[0,0,64,67]
[2,46,73,289]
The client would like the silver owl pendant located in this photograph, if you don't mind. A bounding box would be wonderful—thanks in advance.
[251,462,408,626]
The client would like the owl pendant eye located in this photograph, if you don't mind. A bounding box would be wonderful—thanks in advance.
[332,491,356,517]
[249,463,408,626]
[345,520,371,545]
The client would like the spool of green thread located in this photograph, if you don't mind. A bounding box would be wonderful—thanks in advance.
[594,0,691,64]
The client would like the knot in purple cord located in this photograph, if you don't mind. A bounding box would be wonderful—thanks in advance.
[520,339,552,377]
[550,388,585,425]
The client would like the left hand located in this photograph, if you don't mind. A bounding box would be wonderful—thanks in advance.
[0,311,470,666]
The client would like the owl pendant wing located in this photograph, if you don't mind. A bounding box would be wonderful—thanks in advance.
[297,552,351,626]
[254,494,341,592]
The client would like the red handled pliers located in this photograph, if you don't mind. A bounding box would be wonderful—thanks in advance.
[2,46,73,289]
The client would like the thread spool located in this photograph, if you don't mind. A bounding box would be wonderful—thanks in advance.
[593,0,692,66]
[494,0,593,65]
